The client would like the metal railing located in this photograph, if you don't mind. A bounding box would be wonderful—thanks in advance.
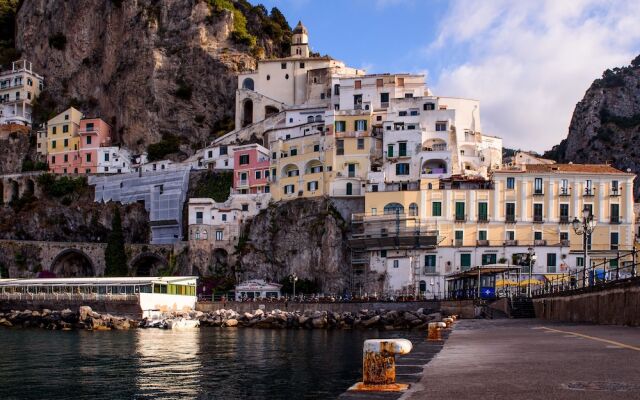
[533,249,638,297]
[0,292,140,302]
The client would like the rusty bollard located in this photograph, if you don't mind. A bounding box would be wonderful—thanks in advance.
[348,338,413,392]
[427,321,446,341]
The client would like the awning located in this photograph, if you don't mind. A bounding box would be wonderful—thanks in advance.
[495,279,518,287]
[519,278,544,286]
[544,274,571,283]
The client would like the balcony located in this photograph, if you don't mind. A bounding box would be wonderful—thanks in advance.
[534,239,547,246]
[505,215,517,224]
[560,239,570,247]
[379,181,420,192]
[455,214,466,222]
[610,189,620,197]
[533,190,544,196]
[477,214,489,223]
[610,216,621,224]
[454,239,464,247]
[559,189,571,197]
[476,240,490,247]
[504,240,518,246]
[332,187,362,197]
[533,215,544,223]
[237,179,248,187]
[583,188,595,197]
[335,130,369,139]
[559,216,570,224]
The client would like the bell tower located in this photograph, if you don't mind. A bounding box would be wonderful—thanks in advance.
[291,21,310,57]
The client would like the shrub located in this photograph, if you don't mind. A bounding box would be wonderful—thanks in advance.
[36,173,87,197]
[48,32,67,50]
[147,134,181,161]
[193,171,232,202]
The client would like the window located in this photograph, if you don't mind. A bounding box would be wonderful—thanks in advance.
[376,78,383,87]
[534,178,543,194]
[219,146,228,155]
[506,231,515,241]
[285,74,289,79]
[239,154,250,165]
[265,170,270,178]
[281,62,286,69]
[423,102,435,111]
[63,139,68,147]
[313,144,320,152]
[387,144,394,157]
[290,147,297,156]
[482,253,496,265]
[399,111,408,117]
[371,185,378,192]
[63,154,68,162]
[577,257,584,267]
[336,139,344,155]
[478,202,488,221]
[547,253,557,273]
[393,260,399,269]
[506,202,516,222]
[52,140,56,149]
[560,179,569,195]
[63,125,69,133]
[307,181,318,191]
[287,168,299,177]
[611,180,619,195]
[86,136,92,145]
[435,122,447,131]
[284,184,295,195]
[52,126,57,135]
[584,204,593,218]
[404,93,413,98]
[272,152,277,160]
[242,204,249,212]
[534,231,542,241]
[86,153,91,163]
[216,231,223,241]
[560,204,569,222]
[255,170,262,180]
[309,165,322,174]
[348,163,356,177]
[196,211,203,224]
[398,142,407,156]
[432,201,442,217]
[460,253,471,271]
[478,230,487,241]
[585,179,593,195]
[355,80,361,89]
[353,94,362,108]
[506,177,515,189]
[300,62,305,68]
[380,250,387,258]
[333,84,340,95]
[408,203,418,216]
[533,203,543,222]
[610,203,620,223]
[425,255,436,274]
[355,120,367,131]
[335,121,346,132]
[395,163,410,175]
[611,232,619,250]
[455,202,465,221]
[380,92,389,105]
[85,122,94,131]
[560,232,569,242]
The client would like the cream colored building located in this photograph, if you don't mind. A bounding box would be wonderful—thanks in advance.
[0,60,43,127]
[351,164,636,297]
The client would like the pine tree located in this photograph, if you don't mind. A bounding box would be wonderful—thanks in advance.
[104,208,128,276]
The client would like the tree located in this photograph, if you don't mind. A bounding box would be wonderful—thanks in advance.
[104,208,128,276]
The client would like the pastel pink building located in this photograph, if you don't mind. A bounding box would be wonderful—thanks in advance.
[78,118,113,173]
[233,143,270,194]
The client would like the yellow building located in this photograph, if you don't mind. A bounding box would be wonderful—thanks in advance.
[352,164,636,296]
[46,107,83,174]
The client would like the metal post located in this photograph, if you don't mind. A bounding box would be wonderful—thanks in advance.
[582,231,587,288]
[633,250,637,278]
[528,257,533,297]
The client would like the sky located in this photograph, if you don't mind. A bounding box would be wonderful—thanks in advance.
[255,0,640,152]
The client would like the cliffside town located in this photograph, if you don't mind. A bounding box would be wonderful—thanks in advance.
[0,3,638,297]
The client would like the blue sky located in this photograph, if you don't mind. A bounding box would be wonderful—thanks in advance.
[255,0,640,152]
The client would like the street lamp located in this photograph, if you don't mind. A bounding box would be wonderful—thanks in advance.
[290,273,298,299]
[572,205,597,287]
[527,247,537,297]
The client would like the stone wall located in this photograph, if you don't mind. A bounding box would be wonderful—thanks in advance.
[532,278,640,326]
[197,300,443,314]
[0,299,142,318]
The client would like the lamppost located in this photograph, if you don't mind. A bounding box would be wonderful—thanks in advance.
[429,279,435,300]
[572,205,597,287]
[527,247,537,297]
[290,273,298,299]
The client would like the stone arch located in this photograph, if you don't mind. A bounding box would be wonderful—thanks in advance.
[242,77,254,90]
[130,252,168,277]
[24,178,35,197]
[242,99,253,127]
[305,159,323,174]
[8,179,18,203]
[281,163,299,178]
[50,249,95,277]
[265,105,279,117]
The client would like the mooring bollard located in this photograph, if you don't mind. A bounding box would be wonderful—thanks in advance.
[443,317,454,328]
[348,338,413,392]
[427,321,446,341]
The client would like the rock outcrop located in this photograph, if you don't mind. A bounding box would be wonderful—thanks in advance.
[236,198,351,294]
[544,56,640,197]
[14,0,292,154]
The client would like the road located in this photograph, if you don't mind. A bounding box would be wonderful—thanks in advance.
[401,319,640,400]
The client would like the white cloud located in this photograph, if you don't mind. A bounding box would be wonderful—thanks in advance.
[429,0,640,152]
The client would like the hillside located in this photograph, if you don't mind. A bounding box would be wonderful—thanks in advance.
[8,0,291,159]
[544,56,640,196]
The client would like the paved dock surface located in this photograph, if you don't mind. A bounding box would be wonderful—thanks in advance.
[402,319,640,400]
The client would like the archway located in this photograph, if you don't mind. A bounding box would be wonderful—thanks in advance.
[242,99,253,127]
[8,180,18,202]
[131,253,168,277]
[24,179,35,197]
[242,78,254,90]
[50,249,95,277]
[265,105,279,117]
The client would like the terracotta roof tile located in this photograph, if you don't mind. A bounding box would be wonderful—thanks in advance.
[494,163,633,175]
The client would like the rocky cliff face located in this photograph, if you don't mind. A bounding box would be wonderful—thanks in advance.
[237,198,351,294]
[15,0,291,155]
[545,56,640,197]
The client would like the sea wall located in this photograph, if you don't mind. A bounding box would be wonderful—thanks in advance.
[0,299,142,319]
[197,300,441,314]
[532,278,640,326]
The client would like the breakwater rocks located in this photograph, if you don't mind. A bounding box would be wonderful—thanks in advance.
[0,306,136,330]
[191,308,444,330]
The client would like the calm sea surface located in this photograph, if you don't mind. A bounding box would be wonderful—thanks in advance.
[0,328,410,399]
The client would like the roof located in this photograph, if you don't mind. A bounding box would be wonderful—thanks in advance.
[293,21,308,35]
[0,276,197,287]
[494,163,633,175]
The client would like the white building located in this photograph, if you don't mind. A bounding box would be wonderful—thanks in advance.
[203,144,235,171]
[95,147,133,174]
[0,60,44,127]
[235,279,282,300]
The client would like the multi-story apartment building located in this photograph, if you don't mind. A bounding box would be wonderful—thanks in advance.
[352,164,635,297]
[203,144,234,171]
[0,60,43,127]
[232,144,270,194]
[47,107,83,174]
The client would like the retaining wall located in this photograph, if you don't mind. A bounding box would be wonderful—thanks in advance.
[532,278,640,327]
[0,299,142,319]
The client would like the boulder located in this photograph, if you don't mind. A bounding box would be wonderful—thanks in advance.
[225,319,238,327]
[311,316,326,328]
[0,318,12,327]
[254,309,264,317]
[79,306,93,321]
[362,315,380,327]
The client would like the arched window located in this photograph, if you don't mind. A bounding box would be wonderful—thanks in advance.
[266,75,271,81]
[307,116,314,123]
[419,280,427,293]
[315,115,323,122]
[195,230,200,240]
[242,78,254,90]
[384,203,404,215]
[409,203,418,216]
[427,183,433,189]
[202,230,208,240]
[285,74,289,79]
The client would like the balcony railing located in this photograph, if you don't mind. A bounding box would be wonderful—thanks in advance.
[533,190,544,196]
[454,239,463,247]
[424,266,436,275]
[237,179,248,187]
[610,189,620,197]
[505,215,517,223]
[504,240,518,246]
[533,215,544,223]
[559,216,570,224]
[477,214,489,223]
[559,188,570,196]
[332,187,362,196]
[476,240,489,247]
[534,239,547,246]
[560,239,570,247]
[610,216,621,224]
[584,188,594,196]
[454,214,466,222]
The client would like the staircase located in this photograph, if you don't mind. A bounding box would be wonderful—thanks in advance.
[510,297,536,318]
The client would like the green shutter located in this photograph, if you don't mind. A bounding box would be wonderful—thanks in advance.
[455,202,465,218]
[461,254,471,270]
[432,201,441,216]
